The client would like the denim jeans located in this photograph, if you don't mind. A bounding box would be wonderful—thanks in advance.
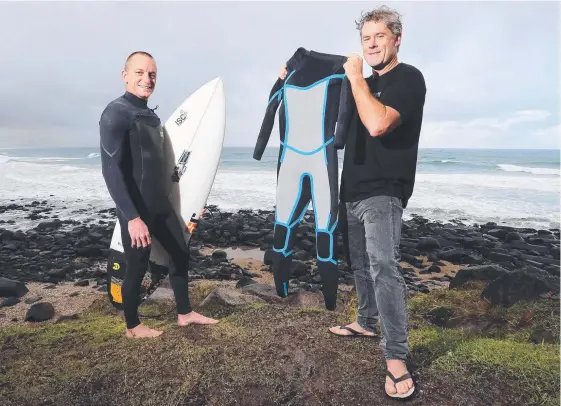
[346,195,409,361]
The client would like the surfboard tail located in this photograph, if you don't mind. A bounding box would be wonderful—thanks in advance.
[106,249,126,310]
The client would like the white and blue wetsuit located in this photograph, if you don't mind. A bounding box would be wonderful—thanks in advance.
[253,48,354,310]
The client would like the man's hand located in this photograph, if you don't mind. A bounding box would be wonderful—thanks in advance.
[278,64,288,80]
[128,217,151,248]
[343,54,364,82]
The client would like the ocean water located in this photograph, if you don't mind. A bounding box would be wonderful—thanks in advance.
[0,147,559,230]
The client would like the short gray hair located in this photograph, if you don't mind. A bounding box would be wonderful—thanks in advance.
[356,6,403,50]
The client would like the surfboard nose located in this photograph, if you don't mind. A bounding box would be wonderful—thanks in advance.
[213,76,224,89]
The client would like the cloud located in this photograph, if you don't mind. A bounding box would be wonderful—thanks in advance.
[419,109,558,149]
[0,1,559,149]
[531,124,561,149]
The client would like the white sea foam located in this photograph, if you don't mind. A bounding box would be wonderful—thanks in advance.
[0,153,559,230]
[497,164,560,176]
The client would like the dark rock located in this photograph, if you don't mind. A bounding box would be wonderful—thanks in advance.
[239,283,283,303]
[487,251,516,264]
[438,249,483,264]
[211,250,227,260]
[24,296,42,304]
[427,252,439,262]
[263,250,274,265]
[55,314,80,323]
[509,240,550,255]
[74,279,89,287]
[505,232,523,242]
[519,254,560,266]
[235,277,256,288]
[425,306,456,327]
[239,232,260,241]
[25,302,55,322]
[482,270,560,307]
[416,237,441,251]
[200,287,265,307]
[0,297,20,307]
[530,327,556,344]
[0,277,28,298]
[449,265,510,289]
[401,253,423,267]
[290,260,310,278]
[486,228,510,240]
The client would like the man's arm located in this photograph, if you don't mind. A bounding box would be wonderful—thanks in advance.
[99,107,139,221]
[344,56,426,138]
[253,76,286,160]
[348,75,398,137]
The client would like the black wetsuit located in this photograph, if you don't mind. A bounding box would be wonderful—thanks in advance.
[254,48,353,310]
[99,91,192,329]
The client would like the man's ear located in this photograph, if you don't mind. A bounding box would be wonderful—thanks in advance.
[395,34,402,48]
[121,69,128,84]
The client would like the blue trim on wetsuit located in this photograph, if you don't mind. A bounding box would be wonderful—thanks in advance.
[279,73,346,164]
[253,47,356,309]
[272,172,338,264]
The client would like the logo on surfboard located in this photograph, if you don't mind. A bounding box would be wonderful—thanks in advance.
[171,150,191,182]
[175,110,188,126]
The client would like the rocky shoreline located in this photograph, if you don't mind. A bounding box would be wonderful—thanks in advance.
[1,200,560,315]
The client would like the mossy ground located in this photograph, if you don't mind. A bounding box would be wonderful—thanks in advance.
[0,281,559,406]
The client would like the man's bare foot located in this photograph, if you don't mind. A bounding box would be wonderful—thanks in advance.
[125,324,163,339]
[177,311,219,326]
[385,359,415,398]
[329,321,377,337]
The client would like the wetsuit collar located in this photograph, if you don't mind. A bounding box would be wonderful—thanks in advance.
[123,91,149,108]
[287,47,347,74]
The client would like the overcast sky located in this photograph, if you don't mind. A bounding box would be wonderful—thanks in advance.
[1,1,559,149]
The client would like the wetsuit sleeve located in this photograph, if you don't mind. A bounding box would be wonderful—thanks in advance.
[253,77,285,161]
[333,76,355,149]
[99,107,140,221]
[381,70,426,125]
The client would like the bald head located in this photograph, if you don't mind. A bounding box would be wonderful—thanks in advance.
[124,51,155,70]
[122,51,157,100]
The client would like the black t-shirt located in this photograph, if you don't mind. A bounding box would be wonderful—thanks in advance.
[340,62,426,208]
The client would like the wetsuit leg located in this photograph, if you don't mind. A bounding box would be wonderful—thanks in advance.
[272,158,312,297]
[308,147,339,310]
[117,211,151,329]
[150,211,192,315]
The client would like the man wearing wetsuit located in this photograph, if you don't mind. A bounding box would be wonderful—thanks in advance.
[99,51,218,339]
[310,6,424,400]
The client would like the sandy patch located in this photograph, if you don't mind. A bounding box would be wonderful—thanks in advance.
[201,245,273,285]
[0,281,106,327]
[400,255,462,281]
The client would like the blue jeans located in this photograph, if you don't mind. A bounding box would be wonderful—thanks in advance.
[346,195,409,361]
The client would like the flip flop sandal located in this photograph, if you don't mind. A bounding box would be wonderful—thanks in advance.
[329,325,378,337]
[385,370,416,400]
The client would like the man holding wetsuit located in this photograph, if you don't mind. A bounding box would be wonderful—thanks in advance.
[332,7,426,399]
[278,6,425,399]
[99,51,219,339]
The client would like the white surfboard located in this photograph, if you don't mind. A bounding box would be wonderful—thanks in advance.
[106,77,226,307]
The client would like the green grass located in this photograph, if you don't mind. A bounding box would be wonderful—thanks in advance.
[407,286,560,405]
[0,282,559,406]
